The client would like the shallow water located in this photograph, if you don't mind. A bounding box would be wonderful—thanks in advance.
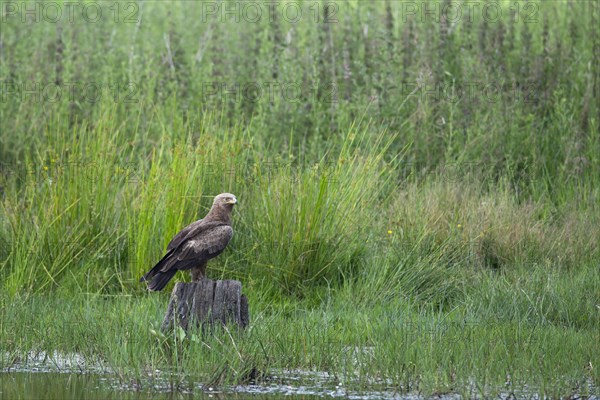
[1,371,422,400]
[1,353,598,399]
[1,372,168,400]
[1,371,279,400]
[3,370,600,400]
[0,352,417,399]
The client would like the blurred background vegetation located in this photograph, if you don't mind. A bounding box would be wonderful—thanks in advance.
[0,0,598,308]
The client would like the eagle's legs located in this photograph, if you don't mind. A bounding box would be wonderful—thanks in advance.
[190,268,204,281]
[190,261,208,282]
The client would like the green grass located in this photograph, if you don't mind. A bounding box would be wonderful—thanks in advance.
[1,0,599,397]
[1,287,598,398]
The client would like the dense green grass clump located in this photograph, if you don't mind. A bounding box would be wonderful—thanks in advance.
[1,0,599,397]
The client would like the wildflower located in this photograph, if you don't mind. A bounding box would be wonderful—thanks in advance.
[387,230,393,235]
[43,165,48,171]
[457,224,462,229]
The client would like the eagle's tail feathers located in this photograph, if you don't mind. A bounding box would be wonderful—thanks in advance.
[139,250,173,282]
[147,270,177,291]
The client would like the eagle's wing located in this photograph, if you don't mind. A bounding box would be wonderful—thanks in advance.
[167,219,204,250]
[161,224,233,272]
[140,222,233,288]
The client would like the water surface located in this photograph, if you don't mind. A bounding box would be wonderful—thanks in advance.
[1,372,328,400]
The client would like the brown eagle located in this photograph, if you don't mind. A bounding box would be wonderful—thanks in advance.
[140,193,237,291]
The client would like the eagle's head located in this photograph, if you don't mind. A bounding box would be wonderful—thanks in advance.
[214,193,237,208]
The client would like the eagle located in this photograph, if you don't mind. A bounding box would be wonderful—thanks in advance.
[140,193,237,291]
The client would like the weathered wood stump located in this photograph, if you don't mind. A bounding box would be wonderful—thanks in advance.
[161,279,249,332]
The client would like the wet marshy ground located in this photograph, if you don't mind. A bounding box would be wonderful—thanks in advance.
[2,352,598,400]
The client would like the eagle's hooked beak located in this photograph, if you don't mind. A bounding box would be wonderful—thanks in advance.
[226,197,237,205]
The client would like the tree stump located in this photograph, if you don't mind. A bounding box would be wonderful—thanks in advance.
[161,279,249,332]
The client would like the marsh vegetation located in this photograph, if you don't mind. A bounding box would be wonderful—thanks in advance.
[1,0,599,398]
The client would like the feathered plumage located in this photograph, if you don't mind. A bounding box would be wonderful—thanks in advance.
[140,193,237,291]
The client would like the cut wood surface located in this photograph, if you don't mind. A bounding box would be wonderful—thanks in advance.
[161,279,249,332]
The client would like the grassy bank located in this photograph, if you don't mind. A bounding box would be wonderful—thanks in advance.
[1,0,599,397]
[1,286,599,398]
